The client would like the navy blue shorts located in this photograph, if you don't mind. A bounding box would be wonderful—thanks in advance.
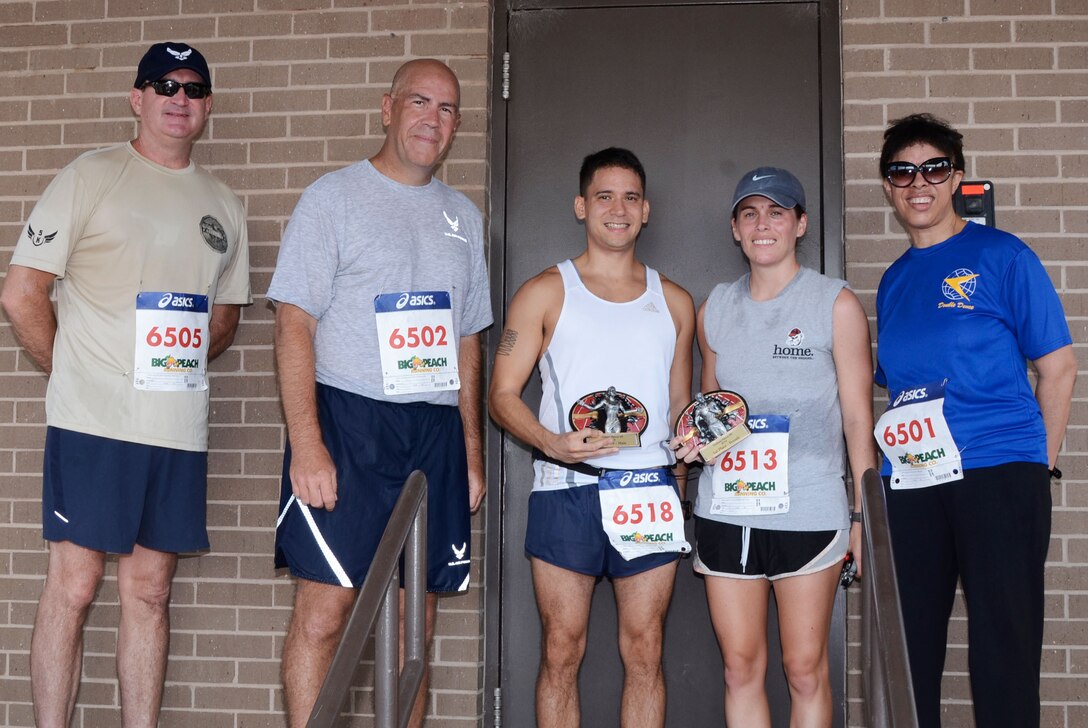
[274,384,471,592]
[42,427,209,554]
[525,482,680,579]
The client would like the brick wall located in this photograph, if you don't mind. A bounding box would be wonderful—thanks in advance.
[0,2,490,726]
[842,1,1088,726]
[1,1,1085,727]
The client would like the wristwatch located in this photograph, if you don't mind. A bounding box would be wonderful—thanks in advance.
[849,511,863,524]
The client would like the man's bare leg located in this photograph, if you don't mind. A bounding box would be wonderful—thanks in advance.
[31,540,106,728]
[531,557,596,728]
[613,560,678,728]
[116,544,178,728]
[282,579,357,728]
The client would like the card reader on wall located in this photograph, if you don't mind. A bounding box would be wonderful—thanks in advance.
[953,180,995,227]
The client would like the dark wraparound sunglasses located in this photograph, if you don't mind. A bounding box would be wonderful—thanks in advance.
[884,157,955,188]
[143,80,212,99]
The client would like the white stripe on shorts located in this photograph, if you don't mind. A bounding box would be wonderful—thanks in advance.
[276,495,295,528]
[740,526,751,571]
[294,499,353,588]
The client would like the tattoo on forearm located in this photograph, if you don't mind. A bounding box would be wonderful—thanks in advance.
[497,328,518,356]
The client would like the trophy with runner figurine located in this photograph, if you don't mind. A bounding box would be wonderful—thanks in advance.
[568,386,648,449]
[674,390,750,461]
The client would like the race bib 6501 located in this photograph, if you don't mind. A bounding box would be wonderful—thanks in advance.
[876,380,963,489]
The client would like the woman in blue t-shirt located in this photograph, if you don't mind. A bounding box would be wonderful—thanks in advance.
[874,113,1076,728]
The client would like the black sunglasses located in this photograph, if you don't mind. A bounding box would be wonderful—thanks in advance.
[884,157,955,188]
[143,79,212,99]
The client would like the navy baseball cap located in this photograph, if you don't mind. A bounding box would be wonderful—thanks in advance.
[134,42,211,89]
[731,167,806,214]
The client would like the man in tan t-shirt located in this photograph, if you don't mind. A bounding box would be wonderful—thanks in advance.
[0,42,249,728]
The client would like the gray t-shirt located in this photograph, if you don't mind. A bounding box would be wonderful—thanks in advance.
[268,160,492,406]
[694,266,849,531]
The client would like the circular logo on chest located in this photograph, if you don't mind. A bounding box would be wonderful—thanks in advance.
[200,215,228,253]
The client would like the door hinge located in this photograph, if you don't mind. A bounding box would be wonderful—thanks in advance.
[502,52,510,100]
[493,686,502,727]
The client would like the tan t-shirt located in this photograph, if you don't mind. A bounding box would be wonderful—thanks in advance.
[11,143,251,451]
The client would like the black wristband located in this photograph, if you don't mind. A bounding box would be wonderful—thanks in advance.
[1050,467,1062,480]
[850,511,862,524]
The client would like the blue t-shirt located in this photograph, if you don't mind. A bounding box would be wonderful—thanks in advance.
[875,222,1071,472]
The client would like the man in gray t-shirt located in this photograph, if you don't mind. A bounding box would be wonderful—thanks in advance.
[269,58,491,728]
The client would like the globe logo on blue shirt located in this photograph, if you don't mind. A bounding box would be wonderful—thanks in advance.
[941,268,979,301]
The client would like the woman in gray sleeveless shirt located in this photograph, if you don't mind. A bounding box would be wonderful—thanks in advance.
[674,167,877,727]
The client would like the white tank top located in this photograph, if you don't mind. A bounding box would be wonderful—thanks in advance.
[533,259,677,491]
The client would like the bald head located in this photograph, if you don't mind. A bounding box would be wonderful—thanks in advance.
[389,59,460,105]
[371,58,462,186]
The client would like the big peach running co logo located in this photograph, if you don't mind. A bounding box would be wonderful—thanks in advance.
[619,532,674,543]
[151,355,199,370]
[899,448,948,467]
[397,355,447,371]
[720,479,777,494]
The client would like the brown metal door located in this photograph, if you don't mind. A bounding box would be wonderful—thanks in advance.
[485,2,845,725]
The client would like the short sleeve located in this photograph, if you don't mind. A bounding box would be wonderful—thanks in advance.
[458,214,493,336]
[11,164,91,278]
[266,185,340,320]
[213,195,252,305]
[1001,247,1072,361]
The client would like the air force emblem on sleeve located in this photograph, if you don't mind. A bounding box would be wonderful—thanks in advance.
[27,224,58,247]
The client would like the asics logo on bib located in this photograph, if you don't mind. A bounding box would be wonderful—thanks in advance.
[395,293,436,309]
[157,293,195,309]
[618,471,662,486]
[748,418,768,430]
[893,387,928,407]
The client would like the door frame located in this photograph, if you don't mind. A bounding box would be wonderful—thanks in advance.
[483,1,844,722]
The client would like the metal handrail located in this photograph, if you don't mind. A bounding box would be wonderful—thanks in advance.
[307,470,429,728]
[859,468,919,728]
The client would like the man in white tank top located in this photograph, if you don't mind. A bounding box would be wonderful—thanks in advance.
[489,148,695,728]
